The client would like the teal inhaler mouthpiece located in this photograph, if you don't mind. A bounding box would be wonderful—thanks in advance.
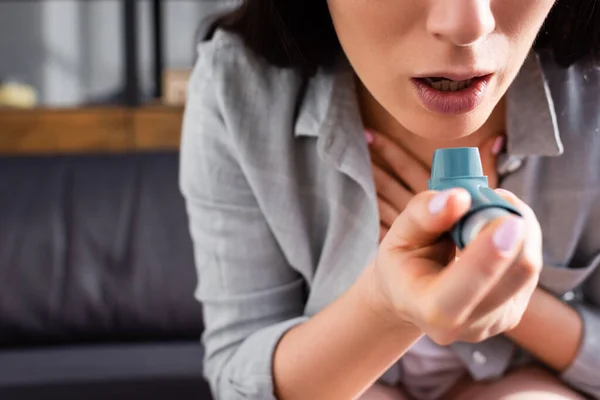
[428,147,522,249]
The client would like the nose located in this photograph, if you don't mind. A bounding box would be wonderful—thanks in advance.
[427,0,495,46]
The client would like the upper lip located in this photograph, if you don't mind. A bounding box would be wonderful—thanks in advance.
[413,71,493,81]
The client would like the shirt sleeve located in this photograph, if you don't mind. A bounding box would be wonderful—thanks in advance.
[560,264,600,399]
[179,43,308,400]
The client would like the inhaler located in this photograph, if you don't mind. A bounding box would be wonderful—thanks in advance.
[428,147,522,249]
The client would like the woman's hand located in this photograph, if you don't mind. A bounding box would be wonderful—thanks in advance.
[363,187,543,345]
[366,130,429,242]
[366,129,504,241]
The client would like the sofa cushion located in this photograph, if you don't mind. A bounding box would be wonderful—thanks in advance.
[0,152,202,345]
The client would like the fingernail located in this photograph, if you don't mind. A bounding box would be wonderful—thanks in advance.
[428,190,452,215]
[365,130,374,144]
[491,136,505,156]
[493,217,525,253]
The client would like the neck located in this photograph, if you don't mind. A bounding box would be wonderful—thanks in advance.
[357,81,506,168]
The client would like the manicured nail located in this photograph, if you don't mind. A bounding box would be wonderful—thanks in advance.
[493,216,525,253]
[428,190,452,215]
[365,130,374,144]
[491,136,505,156]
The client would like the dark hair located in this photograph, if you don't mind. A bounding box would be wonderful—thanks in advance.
[210,1,600,75]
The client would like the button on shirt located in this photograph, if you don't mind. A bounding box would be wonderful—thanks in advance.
[179,30,600,399]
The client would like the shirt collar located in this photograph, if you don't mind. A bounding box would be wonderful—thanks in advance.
[295,51,563,157]
[294,65,339,138]
[505,51,563,156]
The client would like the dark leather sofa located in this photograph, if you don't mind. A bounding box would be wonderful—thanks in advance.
[0,152,212,399]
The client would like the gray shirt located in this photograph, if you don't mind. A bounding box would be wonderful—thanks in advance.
[179,30,600,399]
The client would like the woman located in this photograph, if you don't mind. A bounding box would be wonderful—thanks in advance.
[179,1,600,399]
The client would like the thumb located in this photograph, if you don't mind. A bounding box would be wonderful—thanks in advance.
[382,189,471,251]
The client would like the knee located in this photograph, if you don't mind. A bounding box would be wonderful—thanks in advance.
[506,365,562,382]
[359,383,410,400]
[485,366,585,400]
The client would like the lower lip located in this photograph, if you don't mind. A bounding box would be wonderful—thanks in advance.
[411,75,492,115]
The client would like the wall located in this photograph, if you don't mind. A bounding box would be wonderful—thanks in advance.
[0,0,238,106]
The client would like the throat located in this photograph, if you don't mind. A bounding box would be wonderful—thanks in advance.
[407,131,497,168]
[355,75,506,166]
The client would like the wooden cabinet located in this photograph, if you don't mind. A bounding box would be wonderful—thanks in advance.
[0,106,183,154]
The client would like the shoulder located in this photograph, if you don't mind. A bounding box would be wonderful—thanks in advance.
[188,29,304,116]
[191,29,260,83]
[182,29,321,184]
[184,29,320,173]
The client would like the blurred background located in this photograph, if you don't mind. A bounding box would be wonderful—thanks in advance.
[1,0,239,153]
[0,1,237,399]
[1,0,235,106]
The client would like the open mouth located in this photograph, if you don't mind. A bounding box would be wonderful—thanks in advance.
[418,77,475,92]
[411,74,493,114]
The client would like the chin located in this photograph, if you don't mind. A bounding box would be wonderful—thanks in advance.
[394,108,493,142]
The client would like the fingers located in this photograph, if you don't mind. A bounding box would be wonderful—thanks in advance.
[482,134,505,157]
[378,196,399,229]
[367,129,430,193]
[430,214,526,327]
[494,189,543,268]
[495,189,539,230]
[382,189,471,251]
[465,264,534,330]
[480,135,505,188]
[460,280,535,342]
[379,225,388,243]
[494,188,544,292]
[372,163,413,212]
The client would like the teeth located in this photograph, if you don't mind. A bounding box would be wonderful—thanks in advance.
[426,78,473,92]
[431,81,443,90]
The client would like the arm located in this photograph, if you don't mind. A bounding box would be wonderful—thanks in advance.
[505,287,582,370]
[180,49,422,400]
[506,272,600,398]
[273,267,423,400]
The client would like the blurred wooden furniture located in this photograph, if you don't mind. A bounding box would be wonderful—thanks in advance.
[0,106,183,154]
[162,69,192,106]
[0,0,189,155]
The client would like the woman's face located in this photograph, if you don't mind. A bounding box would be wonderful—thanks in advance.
[328,0,556,141]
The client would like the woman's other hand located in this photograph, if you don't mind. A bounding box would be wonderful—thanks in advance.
[363,186,543,345]
[366,129,504,241]
[366,129,429,242]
